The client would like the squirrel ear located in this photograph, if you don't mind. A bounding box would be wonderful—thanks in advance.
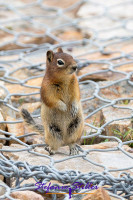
[57,47,63,53]
[47,50,54,62]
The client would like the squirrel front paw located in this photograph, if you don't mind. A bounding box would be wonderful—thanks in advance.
[57,100,67,112]
[71,101,79,117]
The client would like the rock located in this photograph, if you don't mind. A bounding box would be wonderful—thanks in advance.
[77,58,133,81]
[77,3,104,18]
[24,125,44,145]
[82,111,103,145]
[44,0,83,16]
[0,111,6,145]
[19,35,54,47]
[0,143,3,149]
[0,110,6,131]
[99,80,133,99]
[98,28,131,40]
[0,175,4,182]
[0,0,84,51]
[0,28,54,51]
[82,187,111,200]
[78,63,124,82]
[0,88,6,100]
[78,51,121,62]
[23,115,44,145]
[2,142,132,199]
[0,104,16,120]
[79,80,133,141]
[105,39,133,55]
[109,4,133,19]
[44,0,80,8]
[0,180,8,196]
[0,81,7,99]
[80,82,104,144]
[79,16,119,35]
[5,77,42,106]
[6,116,25,144]
[20,102,41,114]
[2,142,133,179]
[6,77,42,97]
[81,187,122,200]
[57,30,83,41]
[102,106,133,139]
[8,191,44,200]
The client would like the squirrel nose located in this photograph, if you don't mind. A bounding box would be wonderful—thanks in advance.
[72,65,77,71]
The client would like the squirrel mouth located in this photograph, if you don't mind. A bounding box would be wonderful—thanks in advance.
[70,69,77,74]
[71,66,77,72]
[69,65,77,74]
[72,66,77,71]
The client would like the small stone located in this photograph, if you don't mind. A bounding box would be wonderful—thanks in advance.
[77,62,124,82]
[101,106,132,140]
[0,81,7,99]
[57,30,83,41]
[24,118,44,145]
[10,191,44,200]
[5,77,42,102]
[6,116,25,144]
[82,187,111,200]
[0,110,6,131]
[0,180,8,196]
[82,111,103,145]
[77,3,104,18]
[20,102,41,113]
[24,128,44,145]
[0,88,6,100]
[99,81,133,100]
[0,110,6,145]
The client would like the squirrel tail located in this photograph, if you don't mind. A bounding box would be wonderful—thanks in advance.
[21,108,44,134]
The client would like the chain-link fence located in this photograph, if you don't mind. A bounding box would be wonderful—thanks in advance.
[0,0,133,199]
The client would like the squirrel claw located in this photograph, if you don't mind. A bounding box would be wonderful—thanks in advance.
[69,144,79,156]
[45,144,55,155]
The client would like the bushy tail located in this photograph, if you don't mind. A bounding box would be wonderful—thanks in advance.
[21,108,44,133]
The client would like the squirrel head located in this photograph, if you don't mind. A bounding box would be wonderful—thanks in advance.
[46,48,77,76]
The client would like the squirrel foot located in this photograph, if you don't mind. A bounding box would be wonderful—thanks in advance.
[71,102,78,117]
[69,144,79,156]
[45,144,55,155]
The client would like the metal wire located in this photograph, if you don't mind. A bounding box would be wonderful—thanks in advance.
[0,0,133,199]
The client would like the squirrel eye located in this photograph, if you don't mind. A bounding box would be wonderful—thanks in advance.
[57,59,65,66]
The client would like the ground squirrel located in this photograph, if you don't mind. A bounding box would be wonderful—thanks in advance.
[21,48,84,155]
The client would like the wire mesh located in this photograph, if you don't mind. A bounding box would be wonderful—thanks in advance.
[0,0,133,199]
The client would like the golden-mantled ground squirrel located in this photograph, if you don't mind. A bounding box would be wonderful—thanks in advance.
[21,48,84,155]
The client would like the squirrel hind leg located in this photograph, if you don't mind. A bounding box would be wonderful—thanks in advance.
[69,143,79,156]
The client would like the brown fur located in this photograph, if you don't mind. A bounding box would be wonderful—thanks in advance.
[21,48,84,155]
[40,48,84,155]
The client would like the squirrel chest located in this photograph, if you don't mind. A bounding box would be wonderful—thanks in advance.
[52,79,76,104]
